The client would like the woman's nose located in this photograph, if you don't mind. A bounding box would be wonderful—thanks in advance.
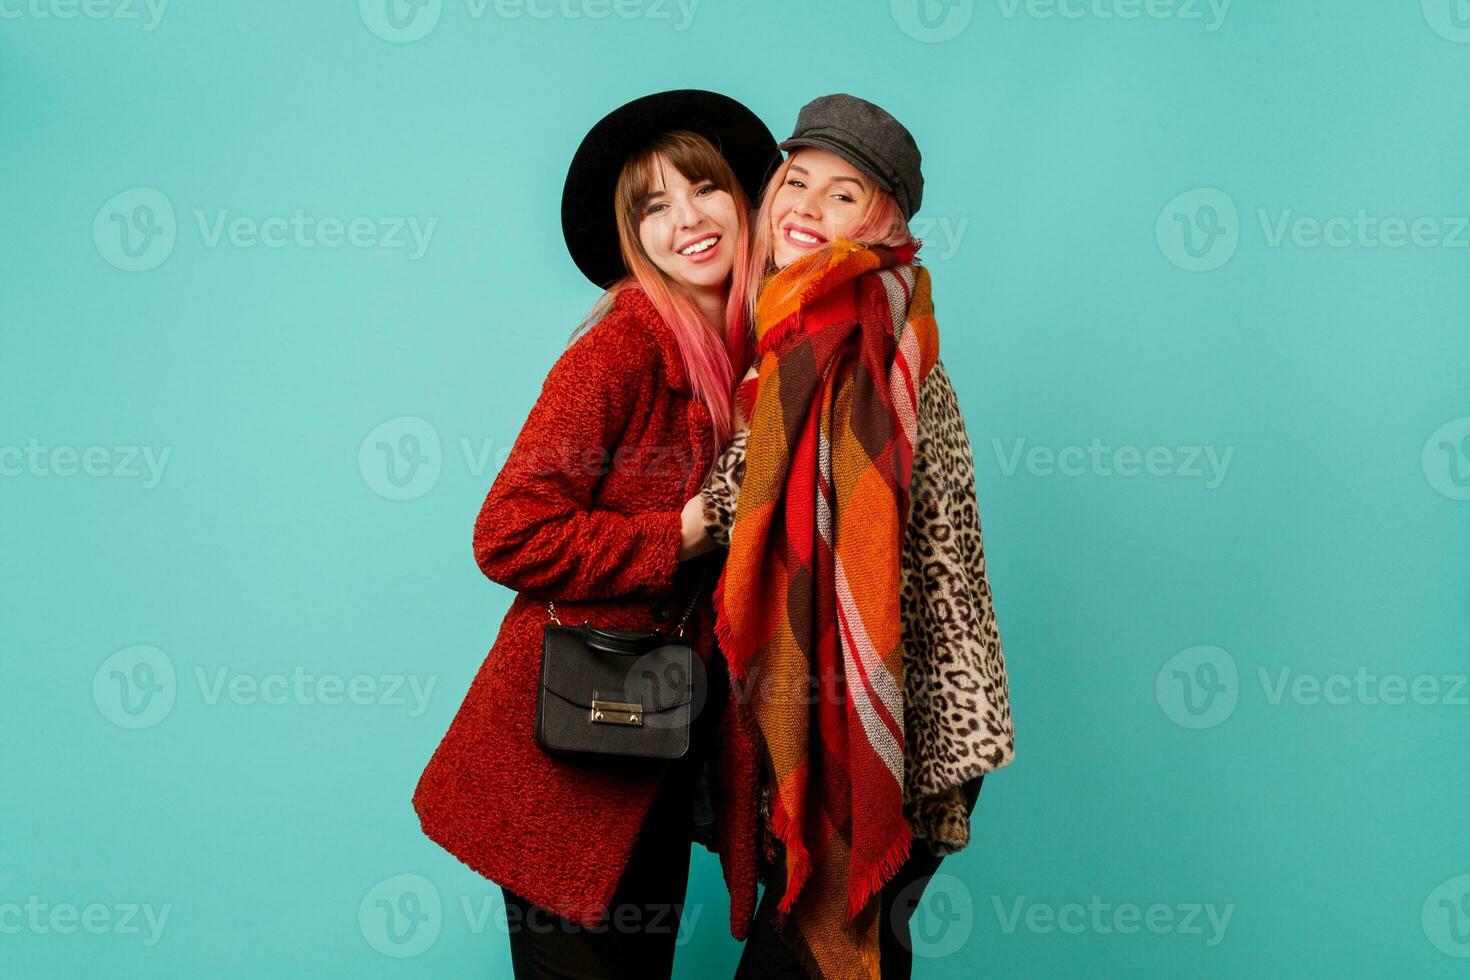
[674,197,705,228]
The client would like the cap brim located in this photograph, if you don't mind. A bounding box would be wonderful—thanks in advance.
[776,135,897,196]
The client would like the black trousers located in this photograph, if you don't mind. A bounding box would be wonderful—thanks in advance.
[501,753,696,980]
[733,775,984,980]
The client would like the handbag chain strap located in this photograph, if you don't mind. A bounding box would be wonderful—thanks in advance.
[546,560,711,637]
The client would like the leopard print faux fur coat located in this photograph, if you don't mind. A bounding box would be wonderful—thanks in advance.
[701,358,1015,856]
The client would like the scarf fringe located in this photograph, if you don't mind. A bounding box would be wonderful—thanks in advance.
[771,805,813,917]
[848,823,913,922]
[753,307,812,361]
[712,573,748,681]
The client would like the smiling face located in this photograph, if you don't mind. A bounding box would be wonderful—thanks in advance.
[768,147,875,269]
[633,156,741,294]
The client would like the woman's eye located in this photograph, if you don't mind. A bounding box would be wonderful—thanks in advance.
[696,183,716,196]
[834,194,855,204]
[646,203,667,216]
[787,179,806,189]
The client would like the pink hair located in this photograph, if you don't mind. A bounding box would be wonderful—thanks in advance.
[574,131,753,448]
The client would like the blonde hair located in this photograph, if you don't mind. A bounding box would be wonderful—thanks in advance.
[574,131,753,447]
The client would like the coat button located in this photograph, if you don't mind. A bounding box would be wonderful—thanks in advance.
[651,603,672,622]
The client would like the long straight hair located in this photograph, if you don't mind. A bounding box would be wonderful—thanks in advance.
[743,153,914,331]
[574,131,754,448]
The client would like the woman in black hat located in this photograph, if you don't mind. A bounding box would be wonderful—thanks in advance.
[412,90,778,979]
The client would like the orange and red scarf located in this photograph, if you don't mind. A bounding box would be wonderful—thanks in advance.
[714,238,938,979]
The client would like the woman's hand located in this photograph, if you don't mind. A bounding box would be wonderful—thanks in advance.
[678,494,716,560]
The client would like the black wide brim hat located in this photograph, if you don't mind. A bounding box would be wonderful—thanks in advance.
[562,89,781,289]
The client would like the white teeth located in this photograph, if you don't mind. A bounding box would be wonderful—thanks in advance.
[679,236,718,255]
[788,229,820,244]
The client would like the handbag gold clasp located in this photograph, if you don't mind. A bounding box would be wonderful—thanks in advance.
[589,699,643,726]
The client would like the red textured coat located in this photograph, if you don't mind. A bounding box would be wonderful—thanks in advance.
[412,286,761,935]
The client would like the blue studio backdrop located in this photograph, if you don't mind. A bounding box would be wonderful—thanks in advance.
[3,1,1468,977]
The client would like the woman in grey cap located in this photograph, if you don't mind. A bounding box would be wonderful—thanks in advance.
[700,94,1016,980]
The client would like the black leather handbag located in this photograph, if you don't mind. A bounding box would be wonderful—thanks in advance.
[534,565,709,761]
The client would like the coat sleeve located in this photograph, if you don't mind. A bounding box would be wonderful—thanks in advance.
[471,316,684,602]
[699,425,747,548]
[901,357,1015,815]
[914,360,1001,640]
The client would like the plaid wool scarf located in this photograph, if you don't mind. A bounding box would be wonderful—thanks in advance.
[713,238,939,979]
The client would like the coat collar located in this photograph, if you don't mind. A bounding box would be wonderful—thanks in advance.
[611,286,692,393]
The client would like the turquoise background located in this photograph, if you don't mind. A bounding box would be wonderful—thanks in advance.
[3,1,1468,976]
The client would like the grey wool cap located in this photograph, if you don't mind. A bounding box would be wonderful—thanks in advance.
[777,93,924,220]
